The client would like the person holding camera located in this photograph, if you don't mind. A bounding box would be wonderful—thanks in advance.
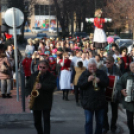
[0,44,12,98]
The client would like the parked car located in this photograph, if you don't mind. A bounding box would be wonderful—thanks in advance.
[49,27,62,33]
[74,32,88,38]
[32,27,43,33]
[115,39,133,53]
[107,35,121,42]
[36,33,48,39]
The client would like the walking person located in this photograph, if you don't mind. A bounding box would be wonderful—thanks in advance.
[59,52,72,101]
[116,62,134,134]
[102,56,121,134]
[78,58,109,134]
[71,61,86,106]
[25,60,56,134]
[0,44,12,98]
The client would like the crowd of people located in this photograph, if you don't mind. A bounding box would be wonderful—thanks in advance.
[0,33,134,134]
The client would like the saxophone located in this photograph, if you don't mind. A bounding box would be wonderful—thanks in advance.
[29,71,41,109]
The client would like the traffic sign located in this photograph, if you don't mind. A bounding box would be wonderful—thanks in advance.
[4,7,24,27]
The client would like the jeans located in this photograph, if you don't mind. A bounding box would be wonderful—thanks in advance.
[1,79,11,94]
[33,109,51,134]
[126,110,134,134]
[103,102,118,130]
[84,109,104,134]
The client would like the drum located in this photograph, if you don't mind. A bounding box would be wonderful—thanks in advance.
[105,75,119,102]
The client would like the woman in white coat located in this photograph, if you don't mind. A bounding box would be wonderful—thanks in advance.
[59,52,72,101]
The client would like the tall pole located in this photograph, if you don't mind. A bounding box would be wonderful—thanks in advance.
[12,7,19,101]
[49,0,51,28]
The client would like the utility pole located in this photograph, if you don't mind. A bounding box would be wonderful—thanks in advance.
[49,0,51,28]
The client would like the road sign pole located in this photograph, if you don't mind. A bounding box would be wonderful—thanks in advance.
[12,7,19,101]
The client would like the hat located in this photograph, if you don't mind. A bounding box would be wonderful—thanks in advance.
[107,37,114,44]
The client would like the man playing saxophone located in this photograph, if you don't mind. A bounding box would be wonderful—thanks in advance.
[25,60,56,134]
[116,62,134,134]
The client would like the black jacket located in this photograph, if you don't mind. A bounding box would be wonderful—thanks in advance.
[25,71,56,110]
[78,69,109,110]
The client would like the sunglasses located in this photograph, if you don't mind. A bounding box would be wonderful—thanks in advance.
[39,66,46,69]
[106,62,111,64]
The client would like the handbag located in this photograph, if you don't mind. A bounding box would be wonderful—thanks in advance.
[0,61,11,75]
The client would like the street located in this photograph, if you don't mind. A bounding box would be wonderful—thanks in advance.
[0,91,129,134]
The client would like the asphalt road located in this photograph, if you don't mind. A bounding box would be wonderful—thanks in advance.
[0,92,129,134]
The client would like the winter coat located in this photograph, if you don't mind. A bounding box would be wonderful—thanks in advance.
[25,71,56,110]
[71,67,86,85]
[22,57,32,76]
[120,56,131,74]
[116,72,134,112]
[0,53,12,79]
[77,69,109,110]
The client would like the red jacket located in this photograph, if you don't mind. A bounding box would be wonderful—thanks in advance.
[22,57,32,76]
[94,18,105,29]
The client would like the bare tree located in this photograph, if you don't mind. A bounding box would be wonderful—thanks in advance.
[103,0,134,34]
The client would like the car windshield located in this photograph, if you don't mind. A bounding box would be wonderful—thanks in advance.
[119,42,132,47]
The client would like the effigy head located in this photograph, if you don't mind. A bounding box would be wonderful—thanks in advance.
[95,9,103,18]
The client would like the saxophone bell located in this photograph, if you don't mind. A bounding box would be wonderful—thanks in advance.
[31,90,39,97]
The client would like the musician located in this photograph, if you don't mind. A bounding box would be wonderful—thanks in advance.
[116,62,134,134]
[102,56,121,134]
[78,58,109,134]
[25,60,56,134]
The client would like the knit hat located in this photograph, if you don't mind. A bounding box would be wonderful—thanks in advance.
[107,37,114,44]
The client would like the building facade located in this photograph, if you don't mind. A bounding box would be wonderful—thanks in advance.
[1,0,57,32]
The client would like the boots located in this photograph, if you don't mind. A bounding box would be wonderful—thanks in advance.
[62,90,65,100]
[2,94,6,98]
[65,90,69,101]
[6,94,12,98]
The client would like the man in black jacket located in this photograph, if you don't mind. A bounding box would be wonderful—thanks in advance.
[103,56,121,134]
[78,58,109,134]
[25,60,56,134]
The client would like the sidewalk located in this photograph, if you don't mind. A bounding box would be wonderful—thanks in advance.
[0,89,30,114]
[0,88,129,134]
